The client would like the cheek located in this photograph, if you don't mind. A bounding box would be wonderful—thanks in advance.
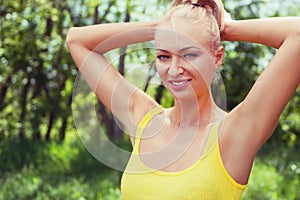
[191,58,216,84]
[156,63,168,80]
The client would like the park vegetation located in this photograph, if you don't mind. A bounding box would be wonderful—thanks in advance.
[0,0,299,199]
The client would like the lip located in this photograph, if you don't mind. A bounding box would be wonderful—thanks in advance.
[168,79,192,90]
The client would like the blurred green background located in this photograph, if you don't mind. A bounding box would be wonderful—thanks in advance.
[0,0,299,199]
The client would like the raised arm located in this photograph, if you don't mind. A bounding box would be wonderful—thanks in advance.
[222,17,300,48]
[224,17,300,142]
[66,21,158,134]
[67,22,157,62]
[219,17,300,184]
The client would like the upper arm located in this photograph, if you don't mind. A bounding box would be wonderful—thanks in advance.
[220,16,300,155]
[219,33,300,184]
[68,38,158,134]
[227,35,300,151]
[240,35,300,145]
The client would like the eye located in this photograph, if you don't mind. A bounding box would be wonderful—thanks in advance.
[183,53,199,59]
[156,55,170,61]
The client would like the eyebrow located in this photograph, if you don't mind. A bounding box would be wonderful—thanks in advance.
[156,46,203,53]
[179,46,203,52]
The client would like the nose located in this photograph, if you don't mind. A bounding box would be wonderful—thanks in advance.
[168,56,184,76]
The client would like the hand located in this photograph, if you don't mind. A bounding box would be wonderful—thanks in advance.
[194,0,228,32]
[221,9,233,32]
[203,0,232,33]
[220,10,234,41]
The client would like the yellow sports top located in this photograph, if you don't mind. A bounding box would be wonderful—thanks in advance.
[121,106,247,200]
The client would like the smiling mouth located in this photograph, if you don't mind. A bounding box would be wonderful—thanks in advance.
[169,79,192,87]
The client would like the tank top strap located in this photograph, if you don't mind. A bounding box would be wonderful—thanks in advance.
[201,120,222,156]
[133,105,164,151]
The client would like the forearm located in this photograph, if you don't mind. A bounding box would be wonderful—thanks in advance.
[222,17,300,49]
[67,21,157,53]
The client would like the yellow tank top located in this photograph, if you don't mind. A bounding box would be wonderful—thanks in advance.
[121,106,247,200]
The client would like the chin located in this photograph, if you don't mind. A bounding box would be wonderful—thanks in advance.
[170,90,200,102]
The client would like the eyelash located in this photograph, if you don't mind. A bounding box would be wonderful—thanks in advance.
[156,53,199,61]
[156,55,170,61]
[183,53,198,59]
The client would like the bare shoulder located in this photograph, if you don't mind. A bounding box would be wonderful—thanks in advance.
[128,94,161,145]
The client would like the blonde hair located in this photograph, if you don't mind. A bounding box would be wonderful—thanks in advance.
[159,0,221,52]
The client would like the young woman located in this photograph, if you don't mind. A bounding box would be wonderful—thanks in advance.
[67,0,300,199]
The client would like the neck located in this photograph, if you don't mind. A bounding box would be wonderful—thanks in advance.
[169,94,222,128]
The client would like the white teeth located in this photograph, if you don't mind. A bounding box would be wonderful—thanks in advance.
[171,81,186,86]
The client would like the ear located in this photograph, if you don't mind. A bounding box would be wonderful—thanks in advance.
[214,46,224,69]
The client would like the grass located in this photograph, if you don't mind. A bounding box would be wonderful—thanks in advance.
[0,135,122,200]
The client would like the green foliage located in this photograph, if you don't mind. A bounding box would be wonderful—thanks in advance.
[242,159,300,200]
[0,137,121,200]
[244,163,284,200]
[0,0,299,199]
[0,169,121,200]
[0,0,75,140]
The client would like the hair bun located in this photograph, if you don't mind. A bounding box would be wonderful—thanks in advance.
[170,0,225,31]
[194,0,224,30]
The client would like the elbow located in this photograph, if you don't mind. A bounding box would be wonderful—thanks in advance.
[296,25,300,38]
[296,17,300,33]
[289,18,300,39]
[66,27,80,49]
[279,18,300,49]
[66,28,75,47]
[290,21,300,47]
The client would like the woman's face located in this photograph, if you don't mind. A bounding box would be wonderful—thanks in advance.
[155,19,220,101]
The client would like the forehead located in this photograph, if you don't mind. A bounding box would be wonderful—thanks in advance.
[155,19,212,53]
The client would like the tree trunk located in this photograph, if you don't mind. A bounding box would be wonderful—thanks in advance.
[155,84,165,104]
[0,76,12,111]
[45,112,55,142]
[59,95,72,142]
[18,75,32,138]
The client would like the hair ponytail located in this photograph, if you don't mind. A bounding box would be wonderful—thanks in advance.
[170,0,224,31]
[171,0,193,7]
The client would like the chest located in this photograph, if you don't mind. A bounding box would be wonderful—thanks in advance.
[138,122,213,172]
[121,143,245,200]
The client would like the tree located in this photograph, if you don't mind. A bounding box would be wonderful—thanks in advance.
[0,0,298,148]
